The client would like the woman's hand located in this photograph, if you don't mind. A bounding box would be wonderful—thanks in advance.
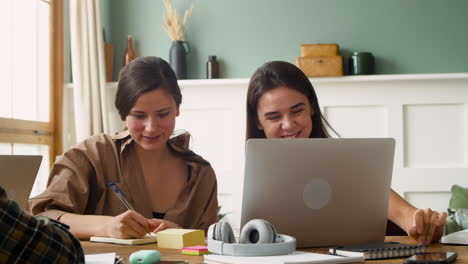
[149,219,181,233]
[103,210,152,238]
[407,208,447,245]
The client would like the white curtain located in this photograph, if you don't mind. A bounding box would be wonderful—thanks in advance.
[69,0,109,142]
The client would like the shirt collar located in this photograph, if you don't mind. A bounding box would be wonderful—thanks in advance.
[112,130,133,154]
[111,130,191,154]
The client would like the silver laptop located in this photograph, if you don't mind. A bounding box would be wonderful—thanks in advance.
[0,155,42,210]
[240,138,395,248]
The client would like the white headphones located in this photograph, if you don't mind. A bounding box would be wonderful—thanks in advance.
[207,219,296,256]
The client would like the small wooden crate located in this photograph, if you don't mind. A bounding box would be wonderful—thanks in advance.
[301,43,339,57]
[296,56,343,77]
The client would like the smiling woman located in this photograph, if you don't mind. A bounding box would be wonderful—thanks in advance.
[125,89,179,151]
[29,56,219,240]
[245,61,448,245]
[246,61,336,140]
[255,87,313,139]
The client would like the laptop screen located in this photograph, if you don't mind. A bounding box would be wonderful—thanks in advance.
[240,138,395,247]
[0,155,42,210]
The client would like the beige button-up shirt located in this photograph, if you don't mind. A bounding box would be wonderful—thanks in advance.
[29,131,218,232]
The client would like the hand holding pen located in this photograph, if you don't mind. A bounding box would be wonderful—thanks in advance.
[108,182,152,238]
[109,182,136,211]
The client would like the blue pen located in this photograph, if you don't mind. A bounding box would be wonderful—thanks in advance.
[109,182,152,237]
[109,182,135,211]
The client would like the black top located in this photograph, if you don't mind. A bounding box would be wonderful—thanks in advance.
[152,212,165,219]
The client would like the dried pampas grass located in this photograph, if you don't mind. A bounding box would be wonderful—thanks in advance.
[163,0,194,41]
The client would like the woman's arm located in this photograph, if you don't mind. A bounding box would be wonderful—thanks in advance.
[60,210,153,240]
[388,189,447,245]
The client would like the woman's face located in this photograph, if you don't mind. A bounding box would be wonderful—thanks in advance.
[125,89,179,151]
[256,86,313,138]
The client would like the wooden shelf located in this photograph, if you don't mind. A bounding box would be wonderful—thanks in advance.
[178,73,468,86]
[84,73,468,89]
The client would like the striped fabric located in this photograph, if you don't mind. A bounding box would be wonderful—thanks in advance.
[0,187,84,263]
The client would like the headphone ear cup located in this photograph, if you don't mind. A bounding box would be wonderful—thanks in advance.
[214,221,236,243]
[239,219,277,244]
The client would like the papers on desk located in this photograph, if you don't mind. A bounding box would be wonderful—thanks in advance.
[85,253,117,264]
[441,229,468,245]
[204,251,364,264]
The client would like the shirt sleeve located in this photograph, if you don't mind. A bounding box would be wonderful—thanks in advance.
[0,187,85,263]
[28,145,95,220]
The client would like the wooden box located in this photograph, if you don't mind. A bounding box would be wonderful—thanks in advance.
[296,56,343,77]
[301,43,339,57]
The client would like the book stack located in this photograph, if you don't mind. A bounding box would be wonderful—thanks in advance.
[296,43,344,77]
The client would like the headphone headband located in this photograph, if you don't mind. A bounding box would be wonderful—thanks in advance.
[207,224,296,256]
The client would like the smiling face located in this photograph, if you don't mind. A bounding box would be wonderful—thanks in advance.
[256,86,313,139]
[125,88,179,151]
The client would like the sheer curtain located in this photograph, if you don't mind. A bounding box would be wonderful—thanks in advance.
[69,0,109,142]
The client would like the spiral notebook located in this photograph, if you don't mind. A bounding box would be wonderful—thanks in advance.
[329,242,425,260]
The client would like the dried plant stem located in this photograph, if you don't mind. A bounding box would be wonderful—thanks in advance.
[162,0,193,41]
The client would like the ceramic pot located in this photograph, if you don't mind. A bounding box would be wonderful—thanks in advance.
[169,41,190,79]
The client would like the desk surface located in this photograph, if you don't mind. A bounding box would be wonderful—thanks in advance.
[82,236,468,264]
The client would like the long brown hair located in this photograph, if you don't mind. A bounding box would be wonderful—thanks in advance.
[246,61,337,140]
[116,56,208,164]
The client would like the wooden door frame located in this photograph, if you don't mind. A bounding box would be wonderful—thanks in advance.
[50,0,64,160]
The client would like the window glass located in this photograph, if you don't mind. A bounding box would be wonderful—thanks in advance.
[37,0,51,122]
[0,0,50,122]
[0,0,13,118]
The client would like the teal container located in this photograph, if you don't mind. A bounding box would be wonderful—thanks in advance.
[349,52,375,75]
[129,250,161,264]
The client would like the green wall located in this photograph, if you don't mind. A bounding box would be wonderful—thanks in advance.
[102,0,468,80]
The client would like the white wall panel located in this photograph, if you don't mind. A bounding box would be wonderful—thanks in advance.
[405,192,452,213]
[404,104,466,168]
[324,106,388,138]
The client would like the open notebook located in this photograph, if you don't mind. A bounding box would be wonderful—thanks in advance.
[90,233,157,245]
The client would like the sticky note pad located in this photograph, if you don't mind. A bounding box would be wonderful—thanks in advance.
[181,245,209,256]
[157,229,205,249]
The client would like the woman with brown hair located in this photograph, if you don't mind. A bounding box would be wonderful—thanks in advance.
[246,60,446,245]
[29,56,218,239]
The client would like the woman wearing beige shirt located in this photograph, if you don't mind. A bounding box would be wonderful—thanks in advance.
[29,56,218,240]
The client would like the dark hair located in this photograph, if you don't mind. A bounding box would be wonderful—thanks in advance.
[246,61,337,140]
[116,56,181,120]
[115,56,208,164]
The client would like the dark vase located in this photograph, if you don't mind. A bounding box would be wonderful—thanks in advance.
[169,41,190,80]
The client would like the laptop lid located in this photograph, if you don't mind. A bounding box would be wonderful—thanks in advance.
[0,155,42,210]
[240,138,395,248]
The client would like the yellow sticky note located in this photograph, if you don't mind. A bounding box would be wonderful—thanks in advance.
[157,229,205,249]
